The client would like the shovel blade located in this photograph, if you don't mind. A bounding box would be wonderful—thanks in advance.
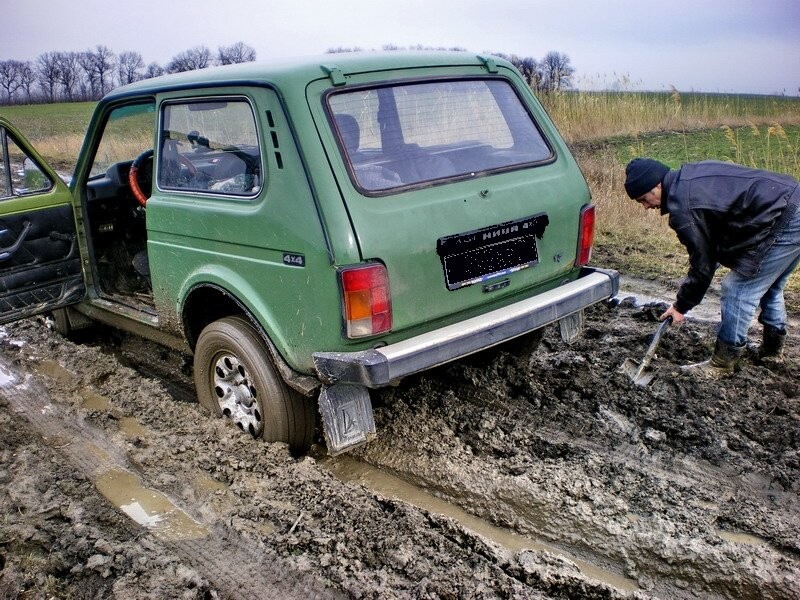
[621,357,655,387]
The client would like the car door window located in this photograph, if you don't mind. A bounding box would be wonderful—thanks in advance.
[158,98,262,197]
[0,127,53,199]
[90,103,156,178]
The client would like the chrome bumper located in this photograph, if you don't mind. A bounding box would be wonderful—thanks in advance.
[313,267,619,388]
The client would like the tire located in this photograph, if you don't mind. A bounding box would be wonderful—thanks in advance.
[50,307,96,341]
[193,316,315,455]
[51,308,72,337]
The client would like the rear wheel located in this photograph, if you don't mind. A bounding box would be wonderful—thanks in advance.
[193,316,315,455]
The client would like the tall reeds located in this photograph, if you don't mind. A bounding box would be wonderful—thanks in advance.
[556,90,800,303]
[539,89,800,143]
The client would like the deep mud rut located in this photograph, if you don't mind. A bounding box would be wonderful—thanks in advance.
[0,292,798,599]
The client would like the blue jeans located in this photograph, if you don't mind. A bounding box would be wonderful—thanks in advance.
[718,205,800,346]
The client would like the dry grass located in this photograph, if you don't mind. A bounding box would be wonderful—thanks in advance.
[571,132,800,312]
[540,89,800,143]
[544,89,800,312]
[30,133,86,170]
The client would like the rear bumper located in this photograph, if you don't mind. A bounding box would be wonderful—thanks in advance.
[313,267,619,388]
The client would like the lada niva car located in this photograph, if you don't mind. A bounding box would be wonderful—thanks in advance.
[0,52,618,455]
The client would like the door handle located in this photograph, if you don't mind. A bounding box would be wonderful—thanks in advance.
[0,220,32,261]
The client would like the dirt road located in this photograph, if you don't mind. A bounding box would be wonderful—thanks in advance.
[0,293,798,599]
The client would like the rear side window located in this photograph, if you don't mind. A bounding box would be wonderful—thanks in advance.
[158,98,262,197]
[328,79,552,193]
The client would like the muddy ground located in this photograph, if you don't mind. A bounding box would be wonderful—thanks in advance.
[0,285,798,599]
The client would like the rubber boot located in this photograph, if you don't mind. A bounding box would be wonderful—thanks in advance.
[759,325,786,359]
[681,338,746,377]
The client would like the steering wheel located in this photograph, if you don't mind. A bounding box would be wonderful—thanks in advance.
[128,149,198,206]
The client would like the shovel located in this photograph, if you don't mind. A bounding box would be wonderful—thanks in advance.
[622,316,673,387]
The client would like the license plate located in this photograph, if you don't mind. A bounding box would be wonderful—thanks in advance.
[437,213,549,290]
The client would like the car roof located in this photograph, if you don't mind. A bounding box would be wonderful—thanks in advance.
[103,51,508,101]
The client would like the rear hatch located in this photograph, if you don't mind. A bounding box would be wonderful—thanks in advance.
[309,64,591,337]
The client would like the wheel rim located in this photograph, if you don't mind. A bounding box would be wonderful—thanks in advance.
[211,352,263,437]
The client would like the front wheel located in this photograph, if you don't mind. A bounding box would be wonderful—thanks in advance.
[193,316,315,455]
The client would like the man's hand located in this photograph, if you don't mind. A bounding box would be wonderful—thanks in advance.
[661,304,685,323]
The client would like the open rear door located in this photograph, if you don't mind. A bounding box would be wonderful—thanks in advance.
[0,118,85,326]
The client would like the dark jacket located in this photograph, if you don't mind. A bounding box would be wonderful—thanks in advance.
[661,161,799,314]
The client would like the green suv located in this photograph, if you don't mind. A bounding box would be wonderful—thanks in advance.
[0,52,618,455]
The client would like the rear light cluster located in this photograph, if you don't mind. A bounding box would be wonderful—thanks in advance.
[575,204,595,267]
[340,263,392,338]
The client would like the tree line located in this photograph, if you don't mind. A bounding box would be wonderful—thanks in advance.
[0,42,574,106]
[0,42,257,105]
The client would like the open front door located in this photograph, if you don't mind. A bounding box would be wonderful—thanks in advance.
[0,118,85,326]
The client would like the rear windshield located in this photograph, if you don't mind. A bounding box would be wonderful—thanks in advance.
[328,78,552,193]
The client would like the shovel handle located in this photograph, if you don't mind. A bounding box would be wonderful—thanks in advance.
[640,316,673,364]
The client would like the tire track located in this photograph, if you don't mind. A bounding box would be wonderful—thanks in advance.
[0,357,343,600]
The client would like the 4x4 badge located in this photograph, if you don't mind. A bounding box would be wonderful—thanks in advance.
[282,253,305,267]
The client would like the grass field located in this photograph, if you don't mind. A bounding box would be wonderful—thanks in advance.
[0,102,95,169]
[541,90,800,142]
[2,92,799,309]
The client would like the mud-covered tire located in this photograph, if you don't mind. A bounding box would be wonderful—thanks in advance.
[193,315,315,455]
[50,308,72,337]
[49,307,96,341]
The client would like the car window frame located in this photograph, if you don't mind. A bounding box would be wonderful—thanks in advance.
[323,75,556,198]
[155,94,265,201]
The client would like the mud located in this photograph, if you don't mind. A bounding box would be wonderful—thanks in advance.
[0,292,798,599]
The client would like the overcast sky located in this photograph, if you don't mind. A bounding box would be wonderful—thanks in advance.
[3,0,799,95]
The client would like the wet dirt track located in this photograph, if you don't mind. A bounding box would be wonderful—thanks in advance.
[0,295,798,599]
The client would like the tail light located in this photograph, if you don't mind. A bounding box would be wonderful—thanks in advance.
[340,263,392,338]
[575,204,595,267]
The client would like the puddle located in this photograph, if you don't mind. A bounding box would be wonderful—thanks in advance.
[195,475,229,494]
[325,456,639,593]
[95,469,209,541]
[615,276,720,322]
[717,529,769,546]
[119,417,149,438]
[34,360,75,383]
[81,388,112,411]
[255,521,276,536]
[0,364,16,387]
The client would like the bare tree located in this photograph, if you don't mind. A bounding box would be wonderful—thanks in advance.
[92,45,115,95]
[117,51,144,85]
[18,61,36,102]
[541,51,574,92]
[166,46,211,73]
[0,60,24,103]
[55,51,81,101]
[518,57,542,90]
[217,42,256,65]
[36,51,61,102]
[144,62,165,79]
[492,53,543,91]
[493,53,543,90]
[78,51,99,98]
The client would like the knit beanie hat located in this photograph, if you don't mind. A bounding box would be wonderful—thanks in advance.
[624,158,670,199]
